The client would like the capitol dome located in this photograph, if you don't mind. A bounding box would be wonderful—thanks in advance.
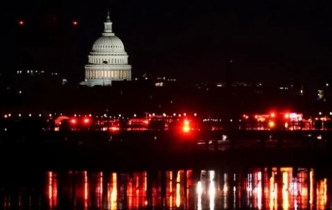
[92,36,125,53]
[81,10,132,87]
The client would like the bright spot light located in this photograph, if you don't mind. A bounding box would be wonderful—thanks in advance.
[197,181,202,195]
[270,113,275,118]
[71,119,76,124]
[184,120,189,126]
[84,118,89,123]
[110,126,119,131]
[285,113,289,118]
[269,121,275,128]
[183,125,190,132]
[4,115,7,118]
[73,21,78,25]
[18,114,21,117]
[19,20,24,25]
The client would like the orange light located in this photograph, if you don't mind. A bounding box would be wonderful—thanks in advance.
[284,113,289,119]
[182,125,190,132]
[110,126,119,131]
[269,121,275,128]
[270,113,275,118]
[184,120,189,126]
[144,120,149,124]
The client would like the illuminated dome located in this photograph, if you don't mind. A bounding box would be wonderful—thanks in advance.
[92,36,125,53]
[80,10,132,87]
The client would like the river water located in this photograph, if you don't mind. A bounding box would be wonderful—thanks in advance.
[0,167,330,209]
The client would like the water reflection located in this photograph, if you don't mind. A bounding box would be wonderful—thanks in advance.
[0,167,330,209]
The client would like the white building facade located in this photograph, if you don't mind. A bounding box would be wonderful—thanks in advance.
[81,11,132,86]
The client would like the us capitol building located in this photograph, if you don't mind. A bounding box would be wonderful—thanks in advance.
[80,11,132,87]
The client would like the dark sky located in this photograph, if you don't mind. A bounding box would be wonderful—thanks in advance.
[1,0,332,83]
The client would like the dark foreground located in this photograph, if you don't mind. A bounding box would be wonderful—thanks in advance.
[0,130,331,170]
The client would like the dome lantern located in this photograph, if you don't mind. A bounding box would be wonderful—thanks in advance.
[103,9,114,36]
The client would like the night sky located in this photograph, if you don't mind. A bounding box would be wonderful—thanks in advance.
[1,0,332,83]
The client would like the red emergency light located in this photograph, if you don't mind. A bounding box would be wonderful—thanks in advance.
[182,119,191,133]
[83,118,90,124]
[70,118,77,124]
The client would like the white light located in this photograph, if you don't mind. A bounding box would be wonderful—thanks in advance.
[230,119,233,122]
[194,113,197,116]
[4,128,7,131]
[134,114,136,117]
[197,181,202,195]
[39,114,41,117]
[89,114,92,117]
[29,114,31,117]
[173,113,176,116]
[49,114,52,117]
[119,114,121,117]
[74,114,77,117]
[183,113,186,116]
[8,114,11,117]
[319,112,322,115]
[18,114,21,117]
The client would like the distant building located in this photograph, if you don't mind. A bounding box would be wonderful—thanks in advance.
[80,10,132,87]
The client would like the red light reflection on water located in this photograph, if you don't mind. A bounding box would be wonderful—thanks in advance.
[47,171,58,208]
[96,172,103,208]
[108,173,117,210]
[38,169,328,210]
